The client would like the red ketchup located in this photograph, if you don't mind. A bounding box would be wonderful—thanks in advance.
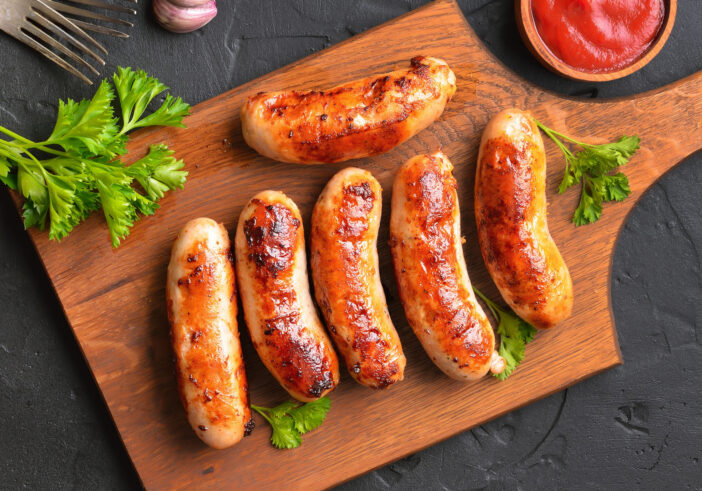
[531,0,665,73]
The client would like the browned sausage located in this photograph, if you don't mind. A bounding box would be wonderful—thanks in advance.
[311,168,406,388]
[235,191,340,401]
[475,108,573,329]
[167,218,253,449]
[241,56,456,164]
[390,152,501,380]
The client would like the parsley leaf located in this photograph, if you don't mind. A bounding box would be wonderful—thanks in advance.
[270,414,303,449]
[45,80,119,157]
[113,67,190,132]
[126,144,187,201]
[535,119,640,225]
[473,287,537,381]
[0,67,190,246]
[265,400,299,420]
[289,396,331,434]
[251,397,332,449]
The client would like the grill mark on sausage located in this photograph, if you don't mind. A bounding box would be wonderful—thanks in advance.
[170,238,251,436]
[313,176,403,388]
[243,198,337,398]
[243,201,300,279]
[245,56,447,163]
[397,157,492,366]
[477,136,552,311]
[336,181,375,238]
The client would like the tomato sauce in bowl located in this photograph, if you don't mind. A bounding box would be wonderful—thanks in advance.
[531,0,665,74]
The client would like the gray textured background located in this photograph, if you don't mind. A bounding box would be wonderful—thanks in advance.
[1,1,701,489]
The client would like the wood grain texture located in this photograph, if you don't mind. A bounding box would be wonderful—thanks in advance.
[12,1,702,489]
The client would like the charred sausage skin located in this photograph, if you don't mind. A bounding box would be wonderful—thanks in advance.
[167,218,253,449]
[311,168,406,389]
[390,152,496,381]
[235,191,340,401]
[241,56,457,164]
[475,108,573,330]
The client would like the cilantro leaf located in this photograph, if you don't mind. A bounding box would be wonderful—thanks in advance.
[0,156,11,178]
[17,161,48,205]
[266,401,299,420]
[519,320,536,344]
[127,144,187,200]
[572,183,602,226]
[94,169,154,248]
[22,198,47,230]
[601,172,631,202]
[473,287,537,381]
[0,172,17,190]
[251,397,332,449]
[113,67,168,130]
[269,415,303,449]
[289,396,331,434]
[557,167,579,194]
[135,94,190,129]
[535,119,639,226]
[0,67,190,247]
[45,173,81,241]
[46,80,119,157]
[113,67,190,132]
[0,148,19,189]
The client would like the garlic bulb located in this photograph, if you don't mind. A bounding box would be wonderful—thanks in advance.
[154,0,217,34]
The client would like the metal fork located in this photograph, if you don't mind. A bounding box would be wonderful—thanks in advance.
[0,0,108,84]
[1,0,137,84]
[46,0,137,39]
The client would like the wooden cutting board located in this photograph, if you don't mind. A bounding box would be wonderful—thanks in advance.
[14,1,702,489]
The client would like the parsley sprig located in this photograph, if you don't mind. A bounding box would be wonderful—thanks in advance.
[0,67,190,247]
[534,120,640,226]
[251,397,331,449]
[474,287,537,381]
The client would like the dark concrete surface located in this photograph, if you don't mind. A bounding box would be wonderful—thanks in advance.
[0,1,701,489]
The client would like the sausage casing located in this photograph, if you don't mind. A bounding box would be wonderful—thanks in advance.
[166,218,253,449]
[241,56,456,165]
[235,191,340,401]
[475,108,573,329]
[390,152,496,380]
[311,168,406,389]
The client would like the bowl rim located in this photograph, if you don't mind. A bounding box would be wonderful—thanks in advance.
[516,0,678,82]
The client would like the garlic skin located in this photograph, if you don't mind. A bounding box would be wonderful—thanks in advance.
[154,0,217,34]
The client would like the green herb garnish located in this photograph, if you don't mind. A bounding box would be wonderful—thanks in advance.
[251,397,331,449]
[474,287,537,381]
[0,67,190,247]
[534,120,640,226]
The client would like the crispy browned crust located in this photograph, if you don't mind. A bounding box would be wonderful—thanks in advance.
[475,110,573,329]
[167,239,252,437]
[311,172,406,389]
[242,199,339,398]
[390,154,493,374]
[242,56,456,164]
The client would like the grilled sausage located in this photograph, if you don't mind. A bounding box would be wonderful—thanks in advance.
[166,218,253,449]
[390,152,499,380]
[241,56,457,165]
[311,168,406,389]
[475,108,573,329]
[235,191,340,401]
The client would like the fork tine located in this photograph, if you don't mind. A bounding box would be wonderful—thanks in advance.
[70,18,130,38]
[31,0,108,55]
[43,0,134,27]
[29,11,106,65]
[21,22,100,76]
[60,0,137,15]
[16,31,93,85]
